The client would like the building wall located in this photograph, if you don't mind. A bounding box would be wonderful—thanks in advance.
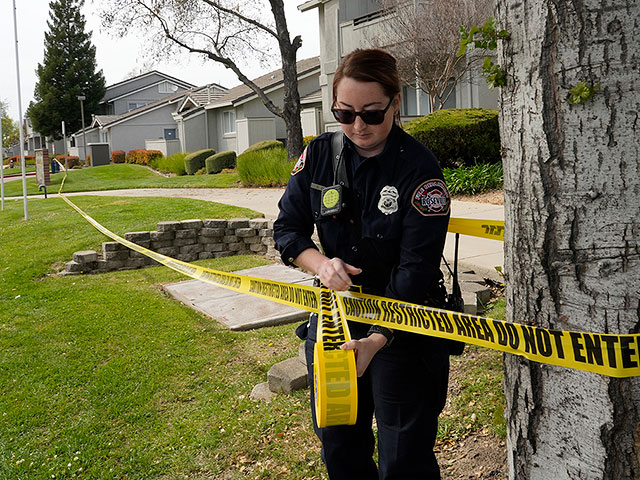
[236,118,276,153]
[107,104,180,154]
[183,110,208,153]
[104,73,174,102]
[111,83,190,115]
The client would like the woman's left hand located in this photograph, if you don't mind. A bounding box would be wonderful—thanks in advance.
[340,333,387,377]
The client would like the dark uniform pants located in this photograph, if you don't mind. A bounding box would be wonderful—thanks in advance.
[303,314,450,480]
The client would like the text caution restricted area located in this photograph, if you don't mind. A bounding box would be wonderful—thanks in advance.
[54,159,640,428]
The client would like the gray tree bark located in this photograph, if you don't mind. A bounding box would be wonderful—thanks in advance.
[496,0,640,478]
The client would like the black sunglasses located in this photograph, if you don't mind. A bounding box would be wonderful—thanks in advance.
[331,98,394,125]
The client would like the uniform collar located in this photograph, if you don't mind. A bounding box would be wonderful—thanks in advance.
[343,124,402,163]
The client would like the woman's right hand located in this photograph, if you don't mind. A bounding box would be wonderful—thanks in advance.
[316,257,362,291]
[293,249,362,291]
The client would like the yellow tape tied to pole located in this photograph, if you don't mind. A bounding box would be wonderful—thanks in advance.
[53,160,640,428]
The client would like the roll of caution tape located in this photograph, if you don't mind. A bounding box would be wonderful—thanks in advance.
[313,288,358,427]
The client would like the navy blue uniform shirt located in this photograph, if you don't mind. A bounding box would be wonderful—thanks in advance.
[273,124,450,307]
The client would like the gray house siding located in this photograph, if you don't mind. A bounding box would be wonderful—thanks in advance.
[183,111,208,153]
[103,73,181,102]
[107,103,180,153]
[111,83,191,115]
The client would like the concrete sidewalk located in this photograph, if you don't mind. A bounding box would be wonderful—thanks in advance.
[6,186,504,279]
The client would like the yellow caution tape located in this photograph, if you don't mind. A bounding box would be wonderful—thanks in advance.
[334,291,640,379]
[448,217,504,241]
[53,160,640,429]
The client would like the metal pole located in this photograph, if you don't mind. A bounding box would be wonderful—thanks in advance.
[78,95,87,166]
[1,116,4,211]
[62,120,68,170]
[12,0,28,220]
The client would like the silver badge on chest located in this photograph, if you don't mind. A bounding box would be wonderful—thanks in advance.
[378,185,399,215]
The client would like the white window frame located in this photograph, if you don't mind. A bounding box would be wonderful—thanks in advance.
[127,102,147,111]
[223,110,236,134]
[159,81,177,94]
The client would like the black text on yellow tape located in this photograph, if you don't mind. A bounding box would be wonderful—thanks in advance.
[336,291,640,378]
[313,288,358,428]
[448,217,504,241]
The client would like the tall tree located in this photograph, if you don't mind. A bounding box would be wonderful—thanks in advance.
[99,0,305,159]
[497,0,640,478]
[1,100,19,151]
[369,0,493,111]
[28,0,106,139]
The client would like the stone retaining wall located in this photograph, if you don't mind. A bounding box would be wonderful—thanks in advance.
[64,218,277,275]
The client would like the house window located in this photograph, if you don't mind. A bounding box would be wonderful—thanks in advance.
[164,128,177,140]
[223,111,236,134]
[127,102,147,111]
[402,86,417,116]
[159,81,177,94]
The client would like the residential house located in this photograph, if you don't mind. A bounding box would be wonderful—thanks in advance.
[97,71,196,116]
[175,56,321,155]
[69,72,227,161]
[297,0,497,130]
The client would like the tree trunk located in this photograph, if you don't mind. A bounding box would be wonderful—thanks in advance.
[270,0,304,159]
[497,1,640,479]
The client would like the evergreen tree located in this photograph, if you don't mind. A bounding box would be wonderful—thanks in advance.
[28,0,105,139]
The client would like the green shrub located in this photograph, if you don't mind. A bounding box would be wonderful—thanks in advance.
[54,154,81,169]
[237,146,295,187]
[6,155,35,166]
[154,152,188,176]
[125,149,163,166]
[403,108,500,168]
[242,140,284,155]
[303,135,317,147]
[205,150,237,174]
[184,149,215,175]
[443,162,503,195]
[111,150,125,163]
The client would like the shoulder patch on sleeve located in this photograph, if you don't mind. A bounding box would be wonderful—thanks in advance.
[291,147,307,176]
[411,179,450,216]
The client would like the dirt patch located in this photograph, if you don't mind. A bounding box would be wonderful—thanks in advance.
[437,431,507,479]
[435,335,508,479]
[454,189,504,205]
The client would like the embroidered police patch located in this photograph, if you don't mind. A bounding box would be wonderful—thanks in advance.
[411,179,450,216]
[378,185,399,215]
[291,147,307,176]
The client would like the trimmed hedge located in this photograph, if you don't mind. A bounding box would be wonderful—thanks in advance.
[242,140,283,154]
[237,146,295,187]
[205,150,237,174]
[6,155,35,166]
[403,108,500,168]
[54,154,81,169]
[184,149,215,175]
[111,150,126,163]
[126,149,163,166]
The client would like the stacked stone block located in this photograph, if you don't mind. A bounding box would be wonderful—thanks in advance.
[64,217,277,275]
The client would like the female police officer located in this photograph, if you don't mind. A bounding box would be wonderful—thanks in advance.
[273,48,451,479]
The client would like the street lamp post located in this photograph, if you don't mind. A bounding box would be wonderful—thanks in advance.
[77,95,87,166]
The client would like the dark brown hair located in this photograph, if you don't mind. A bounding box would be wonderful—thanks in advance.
[332,48,401,102]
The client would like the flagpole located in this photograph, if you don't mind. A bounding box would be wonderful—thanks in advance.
[12,0,28,220]
[0,118,4,211]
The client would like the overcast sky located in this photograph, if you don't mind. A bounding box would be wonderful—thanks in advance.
[0,0,319,121]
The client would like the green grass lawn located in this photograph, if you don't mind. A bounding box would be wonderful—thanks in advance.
[0,195,505,479]
[2,166,36,175]
[1,164,241,197]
